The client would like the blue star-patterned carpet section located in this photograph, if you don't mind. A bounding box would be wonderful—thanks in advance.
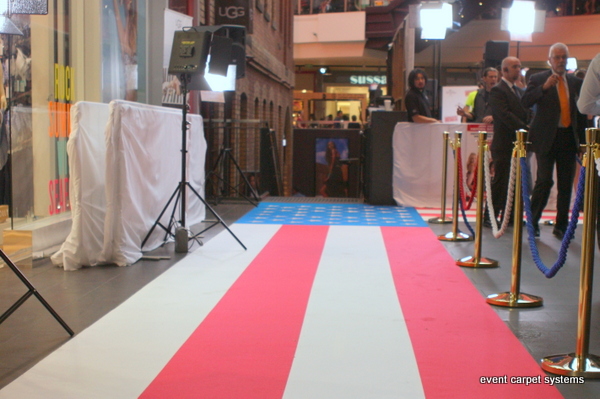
[236,203,427,227]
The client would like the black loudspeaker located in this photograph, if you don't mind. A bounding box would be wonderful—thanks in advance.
[207,35,233,76]
[364,111,405,205]
[484,41,509,68]
[215,25,246,78]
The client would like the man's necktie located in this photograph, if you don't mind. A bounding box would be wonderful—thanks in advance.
[513,85,521,98]
[557,76,571,127]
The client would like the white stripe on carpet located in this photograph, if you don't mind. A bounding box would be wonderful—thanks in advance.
[283,226,425,399]
[0,224,281,399]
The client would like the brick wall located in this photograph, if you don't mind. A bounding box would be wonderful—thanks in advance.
[202,0,295,197]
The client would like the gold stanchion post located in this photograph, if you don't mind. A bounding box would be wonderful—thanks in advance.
[487,130,542,307]
[429,131,453,224]
[541,128,600,377]
[457,131,498,267]
[438,131,472,242]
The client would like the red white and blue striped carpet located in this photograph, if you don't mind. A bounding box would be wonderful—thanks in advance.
[0,203,563,398]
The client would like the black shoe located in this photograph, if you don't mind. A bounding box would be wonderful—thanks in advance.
[483,218,492,228]
[553,227,565,240]
[533,225,540,238]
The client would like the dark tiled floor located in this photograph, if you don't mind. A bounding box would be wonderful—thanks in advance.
[0,201,255,389]
[429,220,600,398]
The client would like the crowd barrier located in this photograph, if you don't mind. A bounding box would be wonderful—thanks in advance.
[425,122,600,377]
[392,122,562,211]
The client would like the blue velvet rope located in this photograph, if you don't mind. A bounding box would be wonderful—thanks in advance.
[522,157,585,278]
[456,147,475,237]
[459,190,475,237]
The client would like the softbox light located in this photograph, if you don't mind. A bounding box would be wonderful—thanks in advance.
[500,0,545,42]
[168,29,212,75]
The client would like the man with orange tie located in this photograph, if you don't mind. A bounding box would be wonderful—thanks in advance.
[522,43,587,239]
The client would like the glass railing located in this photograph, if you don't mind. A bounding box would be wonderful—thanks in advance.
[294,0,390,15]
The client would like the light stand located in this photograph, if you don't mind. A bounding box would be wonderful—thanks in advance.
[141,27,246,253]
[430,39,442,118]
[416,1,453,119]
[141,74,246,253]
[0,8,73,336]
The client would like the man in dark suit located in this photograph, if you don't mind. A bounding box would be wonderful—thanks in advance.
[489,57,529,224]
[522,43,586,239]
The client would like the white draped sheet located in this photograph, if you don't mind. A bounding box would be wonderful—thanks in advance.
[392,123,489,208]
[392,122,561,211]
[52,101,206,270]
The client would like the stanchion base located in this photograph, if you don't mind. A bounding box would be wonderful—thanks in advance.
[486,292,543,308]
[437,231,472,241]
[541,353,600,377]
[428,216,452,224]
[456,256,499,268]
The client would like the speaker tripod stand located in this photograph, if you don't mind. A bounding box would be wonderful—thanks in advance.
[0,249,74,336]
[141,74,246,253]
[206,145,260,206]
[205,92,260,206]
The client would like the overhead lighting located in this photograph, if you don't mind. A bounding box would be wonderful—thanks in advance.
[419,2,453,40]
[319,67,331,75]
[501,0,545,42]
[508,1,535,39]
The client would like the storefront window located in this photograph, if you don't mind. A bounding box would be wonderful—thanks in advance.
[1,13,35,226]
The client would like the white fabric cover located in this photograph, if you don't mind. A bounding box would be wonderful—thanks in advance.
[52,100,206,270]
[393,122,561,211]
[51,102,110,271]
[393,123,488,208]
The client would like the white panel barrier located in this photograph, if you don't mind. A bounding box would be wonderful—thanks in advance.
[52,101,206,270]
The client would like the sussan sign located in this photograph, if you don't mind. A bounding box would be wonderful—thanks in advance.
[349,75,387,85]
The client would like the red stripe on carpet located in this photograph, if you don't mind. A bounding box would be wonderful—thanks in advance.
[381,227,563,399]
[140,225,329,398]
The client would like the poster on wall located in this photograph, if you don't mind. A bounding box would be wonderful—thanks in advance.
[315,138,349,198]
[102,0,140,102]
[162,8,193,107]
[441,85,478,124]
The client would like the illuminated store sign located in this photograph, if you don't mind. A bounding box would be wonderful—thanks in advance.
[349,75,387,85]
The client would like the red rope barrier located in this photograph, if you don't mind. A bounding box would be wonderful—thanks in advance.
[457,147,476,211]
[465,159,477,210]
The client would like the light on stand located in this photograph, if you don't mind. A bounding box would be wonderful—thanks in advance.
[409,1,456,118]
[507,0,535,41]
[142,25,247,254]
[501,0,545,57]
[204,64,236,92]
[418,2,452,40]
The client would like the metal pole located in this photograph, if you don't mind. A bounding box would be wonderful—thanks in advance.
[439,131,472,241]
[457,131,498,267]
[541,128,600,377]
[429,131,452,224]
[487,129,543,307]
